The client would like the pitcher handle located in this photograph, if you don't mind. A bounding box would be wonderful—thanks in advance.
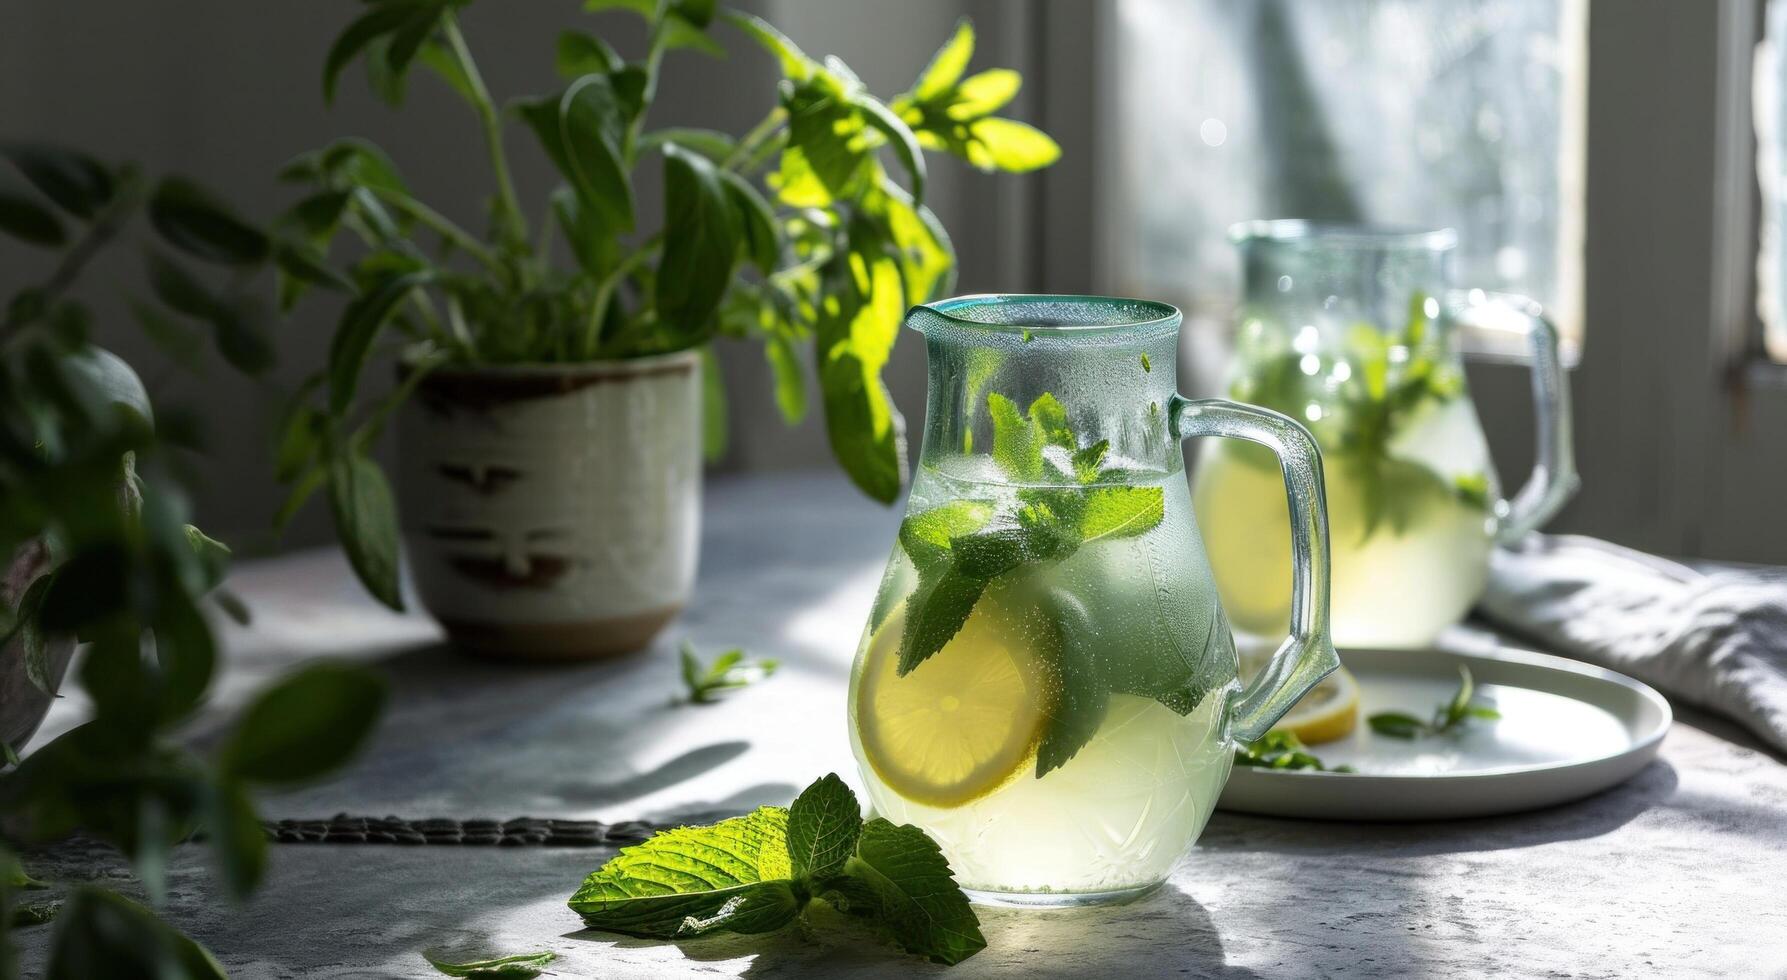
[1170,396,1339,743]
[1448,290,1580,544]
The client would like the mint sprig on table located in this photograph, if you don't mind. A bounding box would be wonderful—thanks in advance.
[1368,665,1500,739]
[423,950,557,979]
[895,391,1233,776]
[678,643,779,703]
[568,774,985,966]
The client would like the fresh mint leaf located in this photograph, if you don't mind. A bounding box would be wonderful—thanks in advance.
[679,644,779,703]
[1027,392,1073,450]
[1035,593,1108,777]
[1234,731,1352,772]
[845,819,986,966]
[987,391,1041,480]
[1366,712,1427,739]
[1366,666,1497,739]
[568,807,798,938]
[1079,485,1164,542]
[1444,663,1476,726]
[1070,439,1108,483]
[1140,353,1151,372]
[786,773,862,880]
[422,950,557,979]
[566,776,983,965]
[898,565,988,676]
[897,500,994,568]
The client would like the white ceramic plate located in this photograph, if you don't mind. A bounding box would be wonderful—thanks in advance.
[1218,644,1672,821]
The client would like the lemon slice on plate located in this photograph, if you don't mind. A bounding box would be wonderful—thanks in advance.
[1270,665,1360,744]
[855,598,1050,808]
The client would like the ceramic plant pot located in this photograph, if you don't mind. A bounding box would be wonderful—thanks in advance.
[2,542,76,753]
[396,351,701,659]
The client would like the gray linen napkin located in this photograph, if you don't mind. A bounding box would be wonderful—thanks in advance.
[1479,533,1787,754]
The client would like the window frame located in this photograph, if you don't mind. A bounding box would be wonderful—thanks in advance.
[1019,0,1787,561]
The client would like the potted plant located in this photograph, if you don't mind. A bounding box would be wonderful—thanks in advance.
[274,0,1058,658]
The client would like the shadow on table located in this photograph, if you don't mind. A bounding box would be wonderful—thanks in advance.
[1203,757,1681,858]
[570,885,1258,978]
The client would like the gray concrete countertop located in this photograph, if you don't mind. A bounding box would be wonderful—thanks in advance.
[18,472,1787,978]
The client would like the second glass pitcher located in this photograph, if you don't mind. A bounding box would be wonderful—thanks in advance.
[1193,220,1577,649]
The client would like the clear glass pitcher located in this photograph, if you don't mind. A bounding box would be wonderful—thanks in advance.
[846,294,1337,906]
[1193,221,1577,649]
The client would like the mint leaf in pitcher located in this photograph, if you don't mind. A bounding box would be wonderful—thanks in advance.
[567,775,985,966]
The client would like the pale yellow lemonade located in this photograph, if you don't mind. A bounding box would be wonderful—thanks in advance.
[1193,394,1496,649]
[848,460,1235,902]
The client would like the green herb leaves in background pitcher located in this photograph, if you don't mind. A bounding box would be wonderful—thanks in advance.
[893,392,1229,775]
[1231,293,1489,540]
[568,774,985,966]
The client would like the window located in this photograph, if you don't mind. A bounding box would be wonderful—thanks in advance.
[1100,0,1586,349]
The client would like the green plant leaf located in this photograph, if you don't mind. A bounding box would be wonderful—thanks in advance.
[656,143,740,339]
[879,184,954,305]
[897,564,986,676]
[897,500,994,569]
[144,249,219,320]
[639,127,735,163]
[718,171,780,273]
[815,247,906,504]
[0,187,66,247]
[1035,592,1108,777]
[763,333,807,424]
[722,11,814,79]
[784,81,871,201]
[910,18,973,103]
[556,30,620,78]
[785,773,861,880]
[845,818,985,965]
[700,345,728,463]
[327,269,432,415]
[559,74,635,232]
[1071,440,1108,483]
[1079,486,1165,542]
[326,447,405,611]
[15,574,54,694]
[1444,665,1475,727]
[209,293,277,376]
[966,117,1060,173]
[219,660,387,784]
[567,807,800,938]
[202,778,266,900]
[1367,711,1427,739]
[423,950,558,979]
[854,94,926,205]
[0,144,114,219]
[679,643,778,703]
[273,239,354,295]
[987,392,1041,480]
[549,185,614,277]
[947,69,1021,120]
[148,176,270,267]
[46,889,226,980]
[323,2,421,104]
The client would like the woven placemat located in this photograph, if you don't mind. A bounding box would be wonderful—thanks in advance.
[261,815,663,847]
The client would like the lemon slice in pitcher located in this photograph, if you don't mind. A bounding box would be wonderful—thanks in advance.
[856,598,1050,808]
